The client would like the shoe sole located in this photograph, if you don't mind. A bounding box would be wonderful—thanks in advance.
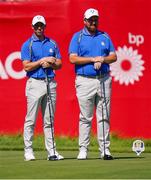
[24,158,35,161]
[77,156,87,160]
[77,158,87,160]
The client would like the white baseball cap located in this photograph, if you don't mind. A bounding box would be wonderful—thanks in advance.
[32,15,46,26]
[84,8,99,19]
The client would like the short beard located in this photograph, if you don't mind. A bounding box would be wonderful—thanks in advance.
[86,25,97,34]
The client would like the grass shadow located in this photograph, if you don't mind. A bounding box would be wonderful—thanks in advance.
[114,156,145,159]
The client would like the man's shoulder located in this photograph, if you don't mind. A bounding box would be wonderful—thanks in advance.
[97,30,110,39]
[70,30,83,43]
[72,29,83,37]
[46,37,57,47]
[21,37,32,50]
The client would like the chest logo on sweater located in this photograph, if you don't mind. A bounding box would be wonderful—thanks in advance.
[101,41,105,46]
[49,48,54,53]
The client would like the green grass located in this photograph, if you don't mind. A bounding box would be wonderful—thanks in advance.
[0,133,151,152]
[0,151,151,179]
[0,134,151,179]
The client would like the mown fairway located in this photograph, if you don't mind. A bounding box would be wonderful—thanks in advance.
[0,151,151,179]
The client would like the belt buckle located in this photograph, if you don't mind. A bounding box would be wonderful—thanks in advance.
[95,75,100,79]
[96,74,106,79]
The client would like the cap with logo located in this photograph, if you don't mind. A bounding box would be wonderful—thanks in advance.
[32,15,46,26]
[84,8,99,19]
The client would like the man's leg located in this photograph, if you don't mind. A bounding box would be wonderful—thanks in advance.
[41,79,56,155]
[75,76,97,159]
[41,79,64,160]
[24,78,43,160]
[96,75,113,159]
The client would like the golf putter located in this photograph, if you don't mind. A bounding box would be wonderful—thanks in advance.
[102,81,113,160]
[102,104,106,160]
[45,68,58,160]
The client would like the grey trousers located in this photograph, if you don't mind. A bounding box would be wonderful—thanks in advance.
[75,75,112,152]
[24,78,57,156]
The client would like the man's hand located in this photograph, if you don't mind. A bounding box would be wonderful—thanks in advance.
[46,57,56,64]
[40,57,56,68]
[91,56,104,63]
[91,56,104,70]
[94,62,102,70]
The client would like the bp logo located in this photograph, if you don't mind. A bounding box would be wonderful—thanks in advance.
[110,46,145,85]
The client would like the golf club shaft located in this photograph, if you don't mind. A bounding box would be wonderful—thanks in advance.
[45,68,56,156]
[102,81,107,158]
[102,104,106,157]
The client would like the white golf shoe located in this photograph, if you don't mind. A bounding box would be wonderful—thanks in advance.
[77,150,87,160]
[24,152,35,161]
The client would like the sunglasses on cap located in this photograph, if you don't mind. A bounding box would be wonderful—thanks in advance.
[33,22,45,29]
[85,17,99,24]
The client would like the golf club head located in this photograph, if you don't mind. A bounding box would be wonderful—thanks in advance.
[103,154,114,160]
[48,155,58,161]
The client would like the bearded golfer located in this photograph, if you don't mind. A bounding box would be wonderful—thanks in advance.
[69,8,117,160]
